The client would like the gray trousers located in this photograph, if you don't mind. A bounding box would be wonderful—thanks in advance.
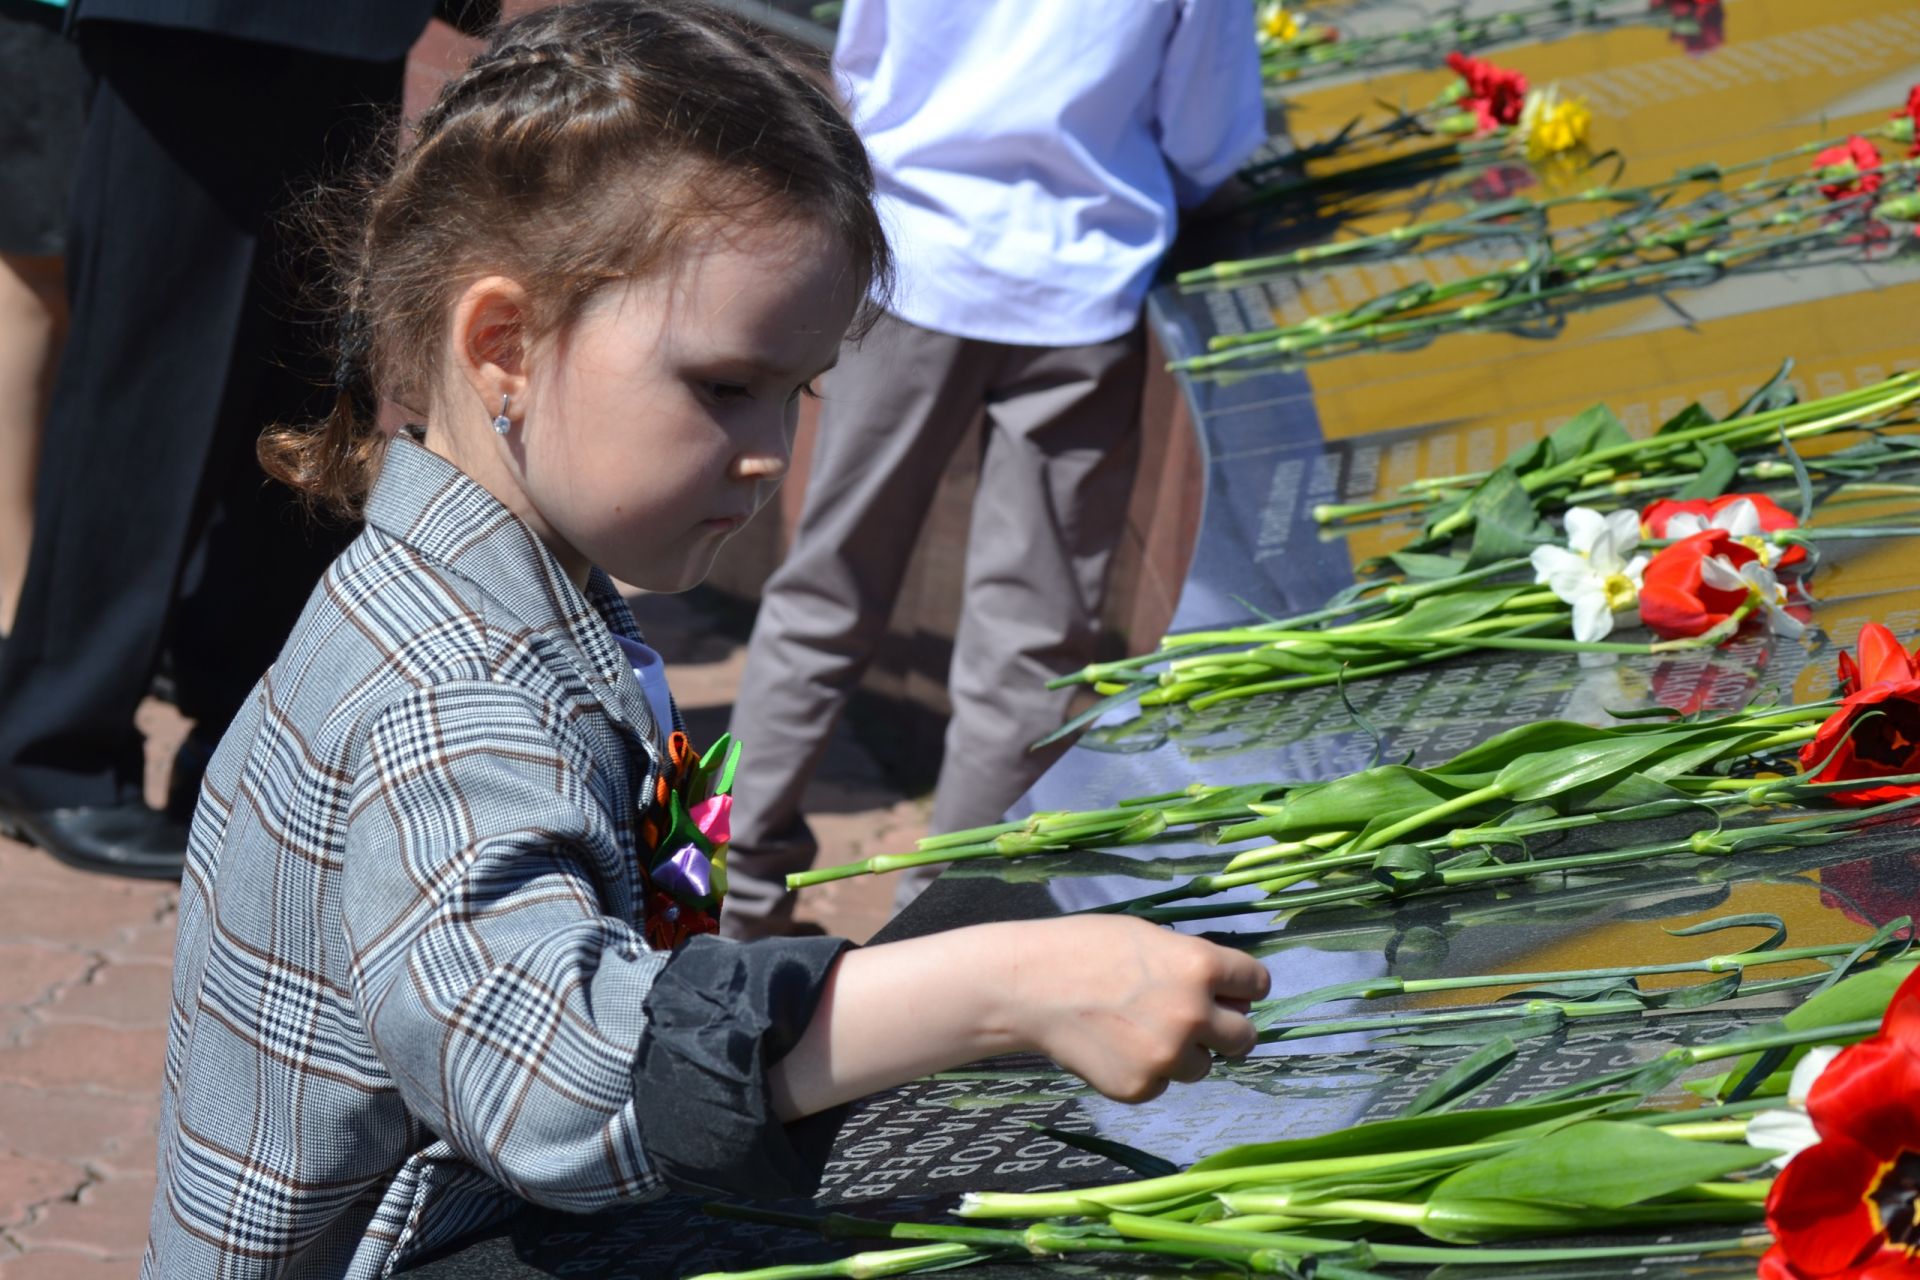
[719,310,1146,933]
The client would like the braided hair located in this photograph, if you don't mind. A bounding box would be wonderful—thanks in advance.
[261,0,891,520]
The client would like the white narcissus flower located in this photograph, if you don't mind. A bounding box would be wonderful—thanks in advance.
[1529,507,1649,644]
[1665,497,1784,567]
[1698,554,1806,637]
[1746,1044,1844,1167]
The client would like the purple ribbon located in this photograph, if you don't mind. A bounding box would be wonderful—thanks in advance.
[653,844,712,900]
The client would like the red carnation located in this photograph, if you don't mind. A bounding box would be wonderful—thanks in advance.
[1446,52,1528,132]
[1641,492,1806,568]
[1799,624,1920,804]
[1636,529,1757,638]
[1815,136,1885,201]
[1762,966,1920,1279]
[1650,0,1725,54]
[1895,85,1920,158]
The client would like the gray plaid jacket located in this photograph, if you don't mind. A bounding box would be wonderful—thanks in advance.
[143,435,845,1279]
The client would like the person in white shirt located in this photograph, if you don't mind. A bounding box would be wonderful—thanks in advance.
[720,0,1265,937]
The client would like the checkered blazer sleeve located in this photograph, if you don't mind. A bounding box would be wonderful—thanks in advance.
[342,679,669,1211]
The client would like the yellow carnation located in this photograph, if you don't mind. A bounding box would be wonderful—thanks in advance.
[1520,85,1592,164]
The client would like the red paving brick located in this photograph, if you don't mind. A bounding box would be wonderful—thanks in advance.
[0,1250,142,1279]
[0,1155,80,1234]
[11,1175,157,1260]
[0,1084,156,1168]
[44,964,171,1031]
[0,590,930,1274]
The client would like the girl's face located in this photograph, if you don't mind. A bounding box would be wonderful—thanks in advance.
[481,220,859,593]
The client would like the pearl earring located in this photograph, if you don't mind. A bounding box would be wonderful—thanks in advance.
[492,393,512,436]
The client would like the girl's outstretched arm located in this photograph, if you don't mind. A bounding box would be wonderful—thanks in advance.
[766,915,1270,1119]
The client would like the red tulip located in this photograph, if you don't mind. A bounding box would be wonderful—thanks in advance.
[1640,493,1806,568]
[1799,626,1920,804]
[1763,966,1920,1278]
[1837,624,1920,696]
[1636,530,1758,638]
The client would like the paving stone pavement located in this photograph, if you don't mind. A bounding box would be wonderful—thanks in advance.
[0,590,929,1276]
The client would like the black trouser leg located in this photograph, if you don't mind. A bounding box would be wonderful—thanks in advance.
[0,24,400,809]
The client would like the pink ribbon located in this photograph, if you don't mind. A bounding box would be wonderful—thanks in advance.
[689,794,732,847]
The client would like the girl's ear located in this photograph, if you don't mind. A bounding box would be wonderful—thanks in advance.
[450,275,533,417]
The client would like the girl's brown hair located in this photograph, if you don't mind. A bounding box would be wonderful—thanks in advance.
[261,0,892,519]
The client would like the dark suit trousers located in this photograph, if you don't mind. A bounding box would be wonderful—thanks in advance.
[0,23,402,807]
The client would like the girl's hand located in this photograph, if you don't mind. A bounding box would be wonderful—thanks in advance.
[767,915,1269,1119]
[993,915,1269,1103]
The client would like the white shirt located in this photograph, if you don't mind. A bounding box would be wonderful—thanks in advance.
[834,0,1265,346]
[611,633,676,739]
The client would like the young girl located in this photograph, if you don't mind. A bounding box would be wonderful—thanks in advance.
[142,5,1268,1277]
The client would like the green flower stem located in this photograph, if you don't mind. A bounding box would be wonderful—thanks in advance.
[1106,1213,1765,1267]
[681,1243,989,1280]
[956,1140,1514,1220]
[1313,492,1446,523]
[1515,373,1920,504]
[1531,1017,1885,1104]
[1393,373,1920,508]
[1180,641,1488,709]
[1139,797,1919,924]
[1685,1178,1775,1202]
[1215,1191,1763,1236]
[1224,831,1361,872]
[1180,198,1535,283]
[1198,190,1840,360]
[1689,1019,1883,1064]
[1262,939,1887,1011]
[1258,972,1827,1043]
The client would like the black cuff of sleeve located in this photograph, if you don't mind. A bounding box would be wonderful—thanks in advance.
[635,933,853,1200]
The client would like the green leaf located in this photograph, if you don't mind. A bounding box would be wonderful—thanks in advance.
[1643,970,1744,1009]
[1653,401,1716,437]
[1505,404,1635,475]
[1718,957,1919,1098]
[1502,977,1641,1003]
[1439,720,1632,778]
[1259,767,1492,837]
[1493,729,1706,803]
[1666,912,1788,953]
[1401,1036,1520,1117]
[1389,551,1473,580]
[1372,844,1443,895]
[1186,1096,1629,1173]
[1463,467,1553,567]
[1560,771,1698,814]
[1255,977,1404,1023]
[1025,1124,1179,1179]
[1370,586,1531,638]
[1428,1121,1766,1210]
[1731,358,1798,418]
[1672,442,1740,500]
[1389,1012,1564,1047]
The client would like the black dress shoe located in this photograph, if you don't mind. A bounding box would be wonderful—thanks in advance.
[0,801,188,879]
